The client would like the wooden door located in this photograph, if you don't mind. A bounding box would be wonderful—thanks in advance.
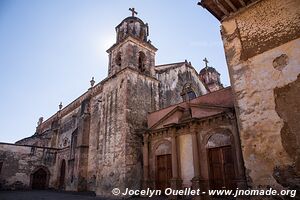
[156,154,172,191]
[208,146,236,189]
[32,168,47,189]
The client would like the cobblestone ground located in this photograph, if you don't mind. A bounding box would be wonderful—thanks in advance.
[0,190,169,200]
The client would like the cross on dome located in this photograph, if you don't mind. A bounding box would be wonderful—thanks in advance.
[203,57,209,68]
[129,7,138,17]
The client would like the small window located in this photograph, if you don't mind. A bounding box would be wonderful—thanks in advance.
[138,51,146,72]
[115,52,122,67]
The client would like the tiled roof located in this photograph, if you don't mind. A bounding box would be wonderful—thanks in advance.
[148,87,233,129]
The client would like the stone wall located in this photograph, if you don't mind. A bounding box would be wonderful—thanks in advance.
[125,69,160,191]
[221,0,300,191]
[88,70,128,196]
[156,63,208,109]
[0,143,57,190]
[108,38,156,77]
[85,68,159,196]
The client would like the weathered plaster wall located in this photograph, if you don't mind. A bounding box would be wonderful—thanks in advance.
[16,131,53,147]
[88,71,128,196]
[85,68,159,196]
[0,143,56,190]
[221,0,300,191]
[178,134,194,188]
[125,70,160,191]
[109,39,156,77]
[156,63,208,109]
[57,108,79,149]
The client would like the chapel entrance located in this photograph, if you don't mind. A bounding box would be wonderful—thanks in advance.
[208,145,236,189]
[59,159,66,189]
[31,168,48,189]
[156,154,172,191]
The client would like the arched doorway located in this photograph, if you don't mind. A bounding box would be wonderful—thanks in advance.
[207,133,236,189]
[59,159,66,189]
[31,167,49,189]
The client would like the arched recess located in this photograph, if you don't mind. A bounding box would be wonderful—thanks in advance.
[30,166,50,189]
[181,83,197,101]
[205,129,237,190]
[59,159,66,189]
[151,139,172,191]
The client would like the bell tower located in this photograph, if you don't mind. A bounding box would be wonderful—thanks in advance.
[199,58,224,92]
[106,8,157,77]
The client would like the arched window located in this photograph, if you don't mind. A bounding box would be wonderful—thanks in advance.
[187,90,196,100]
[115,52,122,67]
[181,83,196,101]
[138,51,146,72]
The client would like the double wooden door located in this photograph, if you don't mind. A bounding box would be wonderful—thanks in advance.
[156,154,172,191]
[208,145,236,189]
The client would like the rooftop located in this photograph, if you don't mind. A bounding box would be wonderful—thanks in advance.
[198,0,259,21]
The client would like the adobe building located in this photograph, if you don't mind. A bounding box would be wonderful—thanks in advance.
[0,8,244,197]
[199,0,300,196]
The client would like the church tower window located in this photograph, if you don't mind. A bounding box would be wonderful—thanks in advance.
[138,51,146,72]
[116,52,122,67]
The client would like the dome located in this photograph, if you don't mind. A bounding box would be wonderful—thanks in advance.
[115,16,149,43]
[199,66,219,75]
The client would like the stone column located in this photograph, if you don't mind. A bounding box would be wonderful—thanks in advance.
[171,135,179,178]
[170,128,182,200]
[191,126,200,177]
[190,124,202,200]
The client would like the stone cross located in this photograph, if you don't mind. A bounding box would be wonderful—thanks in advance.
[90,77,95,87]
[129,8,138,17]
[203,57,209,68]
[59,102,63,110]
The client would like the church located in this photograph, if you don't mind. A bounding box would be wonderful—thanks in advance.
[0,8,246,197]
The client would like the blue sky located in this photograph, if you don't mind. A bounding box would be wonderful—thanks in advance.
[0,0,228,143]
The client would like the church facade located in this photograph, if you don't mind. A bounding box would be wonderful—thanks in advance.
[0,10,243,197]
